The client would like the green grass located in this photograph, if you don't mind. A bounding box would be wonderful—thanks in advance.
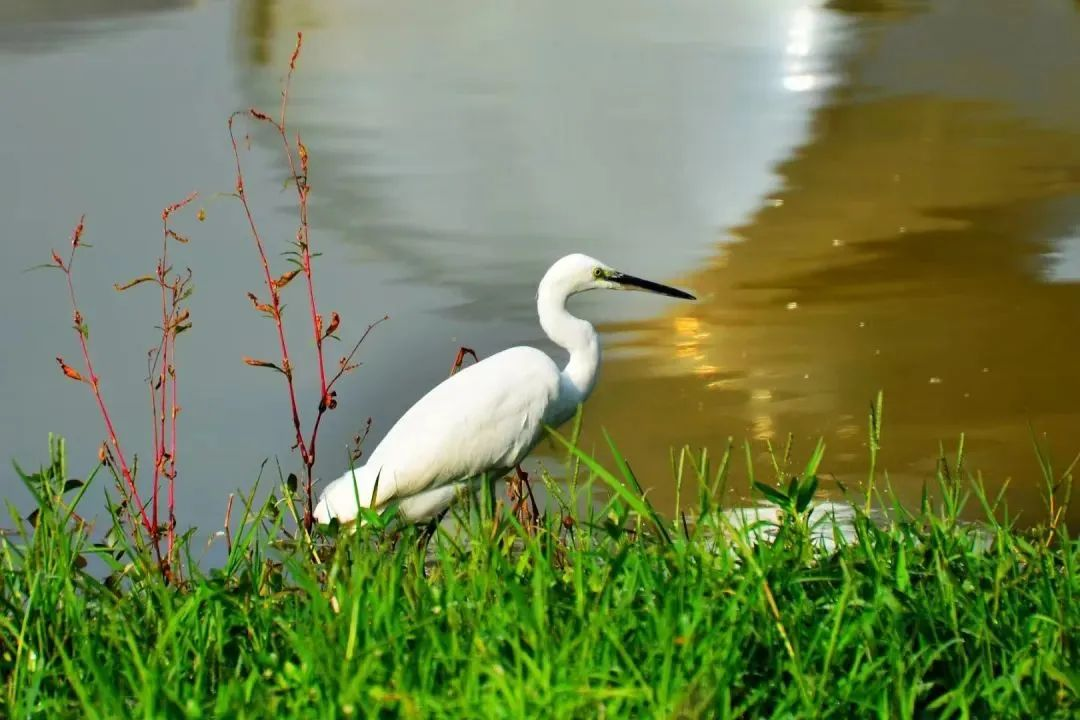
[1,427,1077,719]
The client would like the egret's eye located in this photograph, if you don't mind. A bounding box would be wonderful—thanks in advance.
[592,267,604,279]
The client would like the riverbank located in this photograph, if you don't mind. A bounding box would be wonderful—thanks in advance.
[1,433,1076,718]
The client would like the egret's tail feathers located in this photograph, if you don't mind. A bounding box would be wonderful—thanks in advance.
[313,464,383,525]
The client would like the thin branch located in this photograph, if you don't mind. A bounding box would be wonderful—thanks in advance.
[54,217,153,537]
[234,31,388,534]
[228,113,310,473]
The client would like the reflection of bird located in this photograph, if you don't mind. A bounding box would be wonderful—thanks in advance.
[314,253,695,525]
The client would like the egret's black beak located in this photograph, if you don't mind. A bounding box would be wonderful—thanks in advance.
[610,272,696,300]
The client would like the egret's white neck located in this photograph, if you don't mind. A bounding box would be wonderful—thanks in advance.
[537,275,601,403]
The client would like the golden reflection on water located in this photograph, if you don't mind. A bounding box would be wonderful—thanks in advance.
[587,86,1080,524]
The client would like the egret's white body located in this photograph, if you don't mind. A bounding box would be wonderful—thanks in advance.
[313,254,694,525]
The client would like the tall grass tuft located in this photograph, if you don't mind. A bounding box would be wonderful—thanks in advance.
[1,418,1076,718]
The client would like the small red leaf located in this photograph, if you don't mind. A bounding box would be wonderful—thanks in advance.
[56,357,84,382]
[298,137,309,175]
[323,311,340,339]
[71,215,86,248]
[162,192,198,221]
[242,357,284,374]
[274,269,300,289]
[289,32,303,71]
[114,275,156,292]
[246,292,275,316]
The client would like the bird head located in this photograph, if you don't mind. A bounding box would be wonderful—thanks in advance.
[542,253,696,300]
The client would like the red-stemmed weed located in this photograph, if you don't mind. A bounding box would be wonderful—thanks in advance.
[227,32,386,533]
[51,192,197,582]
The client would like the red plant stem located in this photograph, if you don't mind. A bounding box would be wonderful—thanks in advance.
[239,31,327,528]
[301,238,326,394]
[228,114,311,475]
[277,34,330,403]
[326,317,388,392]
[168,343,178,557]
[235,32,385,531]
[146,341,166,542]
[147,349,160,530]
[280,34,330,526]
[62,243,153,537]
[279,131,324,523]
[307,315,389,471]
[152,359,161,534]
[154,266,168,538]
[153,193,195,563]
[280,31,301,133]
[154,298,174,558]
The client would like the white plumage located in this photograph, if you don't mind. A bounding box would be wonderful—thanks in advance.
[313,253,694,525]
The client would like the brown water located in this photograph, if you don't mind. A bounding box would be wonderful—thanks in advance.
[2,0,1079,528]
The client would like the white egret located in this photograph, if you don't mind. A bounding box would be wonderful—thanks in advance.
[313,253,695,526]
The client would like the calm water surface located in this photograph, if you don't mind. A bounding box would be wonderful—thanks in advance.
[2,0,1079,528]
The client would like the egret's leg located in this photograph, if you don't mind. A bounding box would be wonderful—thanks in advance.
[417,517,438,548]
[508,465,540,533]
[448,346,478,376]
[416,507,449,554]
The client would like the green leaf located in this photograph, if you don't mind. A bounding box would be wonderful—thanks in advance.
[358,506,383,528]
[604,428,644,496]
[795,474,818,514]
[803,437,826,479]
[895,542,910,593]
[603,429,671,545]
[753,481,789,508]
[548,428,671,545]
